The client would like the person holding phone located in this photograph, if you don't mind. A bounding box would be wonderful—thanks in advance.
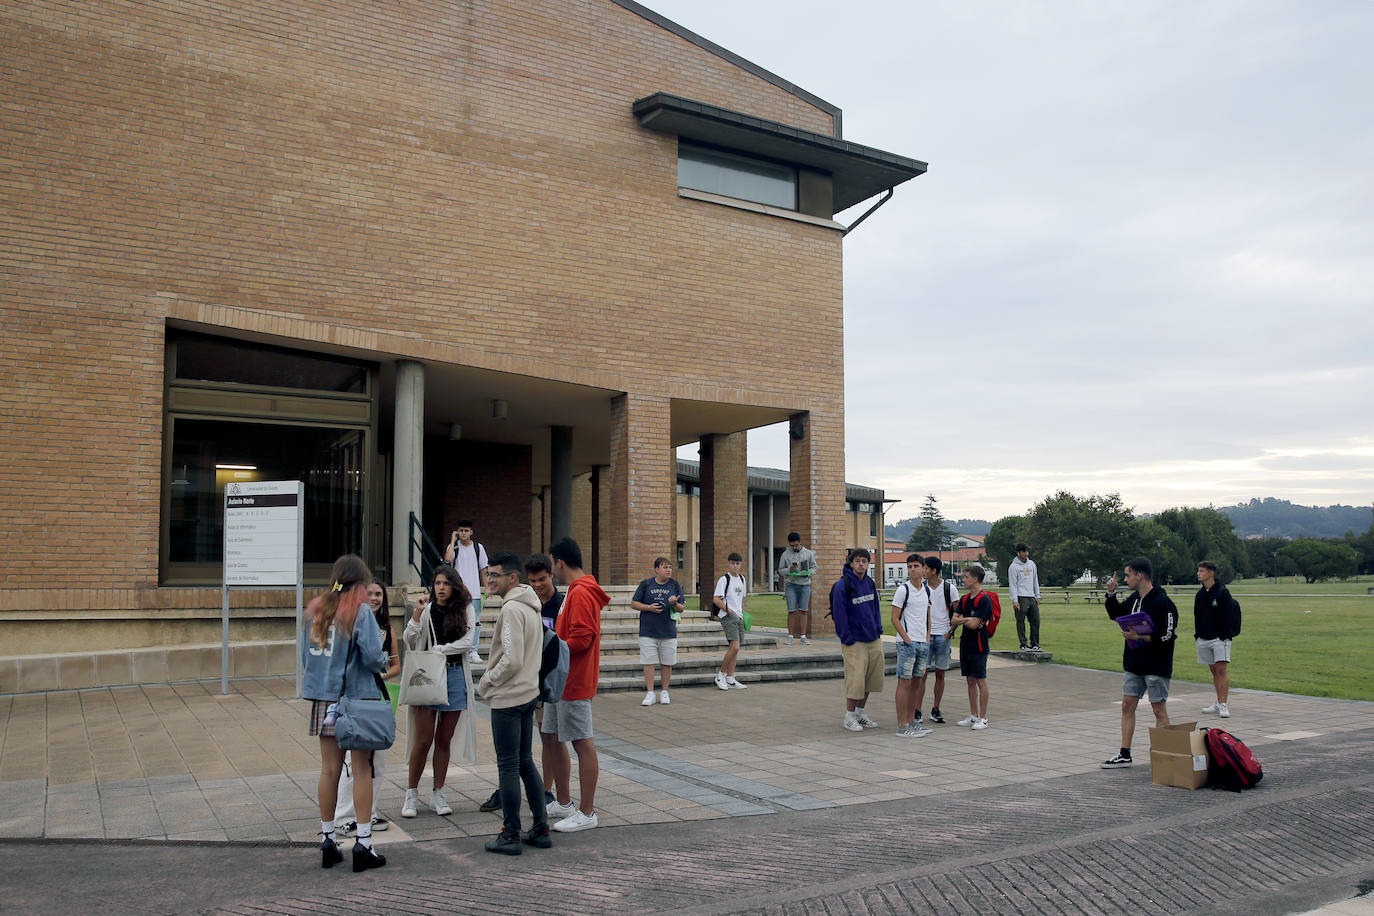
[630,557,685,706]
[1101,557,1178,769]
[443,520,488,666]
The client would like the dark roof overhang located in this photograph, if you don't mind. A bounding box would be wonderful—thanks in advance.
[633,92,927,212]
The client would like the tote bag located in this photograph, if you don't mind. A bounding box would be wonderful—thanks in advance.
[334,636,396,752]
[398,610,449,707]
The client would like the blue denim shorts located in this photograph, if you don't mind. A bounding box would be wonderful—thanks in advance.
[785,582,812,612]
[896,641,930,679]
[928,634,952,671]
[428,664,469,712]
[1123,673,1170,703]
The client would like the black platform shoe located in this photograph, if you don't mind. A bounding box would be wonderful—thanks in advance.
[352,842,387,872]
[321,836,343,869]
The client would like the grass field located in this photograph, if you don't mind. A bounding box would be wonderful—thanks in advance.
[686,578,1374,701]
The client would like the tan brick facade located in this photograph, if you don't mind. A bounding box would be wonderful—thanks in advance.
[0,0,869,691]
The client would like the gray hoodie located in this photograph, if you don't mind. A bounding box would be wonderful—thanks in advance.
[777,545,818,586]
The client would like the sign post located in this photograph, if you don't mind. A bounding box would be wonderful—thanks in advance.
[223,480,305,696]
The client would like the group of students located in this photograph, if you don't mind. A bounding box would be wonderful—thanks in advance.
[300,535,613,870]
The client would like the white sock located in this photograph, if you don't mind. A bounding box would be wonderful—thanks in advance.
[355,822,372,848]
[855,707,866,716]
[320,820,334,838]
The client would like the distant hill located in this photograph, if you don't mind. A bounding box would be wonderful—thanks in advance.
[1218,499,1372,539]
[885,517,991,541]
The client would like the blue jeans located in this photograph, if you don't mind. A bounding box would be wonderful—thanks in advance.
[490,697,546,834]
[785,582,812,611]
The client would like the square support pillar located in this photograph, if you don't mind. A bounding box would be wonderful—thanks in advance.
[697,430,748,612]
[607,394,673,586]
[789,410,846,636]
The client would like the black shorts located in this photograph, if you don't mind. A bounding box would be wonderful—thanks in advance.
[960,650,988,679]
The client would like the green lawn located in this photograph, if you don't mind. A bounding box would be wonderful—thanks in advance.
[689,579,1374,701]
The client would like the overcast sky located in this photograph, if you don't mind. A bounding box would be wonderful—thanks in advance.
[661,0,1374,523]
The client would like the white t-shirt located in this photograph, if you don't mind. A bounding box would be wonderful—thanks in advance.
[452,541,489,602]
[892,578,930,642]
[713,573,746,618]
[925,577,960,634]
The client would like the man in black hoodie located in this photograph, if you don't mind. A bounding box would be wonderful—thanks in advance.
[1194,560,1238,719]
[1100,557,1177,769]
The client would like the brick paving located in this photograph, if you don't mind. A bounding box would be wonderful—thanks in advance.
[2,659,1373,913]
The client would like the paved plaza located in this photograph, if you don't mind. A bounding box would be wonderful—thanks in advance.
[2,639,1373,913]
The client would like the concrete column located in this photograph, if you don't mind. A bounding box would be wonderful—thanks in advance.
[697,431,747,612]
[789,410,846,635]
[391,360,425,586]
[607,394,673,586]
[550,425,573,546]
[767,493,775,591]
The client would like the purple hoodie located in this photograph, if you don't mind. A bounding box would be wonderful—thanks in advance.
[830,567,882,645]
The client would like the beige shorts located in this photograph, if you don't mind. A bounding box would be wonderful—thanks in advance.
[842,639,885,700]
[639,636,678,665]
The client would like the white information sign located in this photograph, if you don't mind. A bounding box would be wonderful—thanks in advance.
[224,480,304,586]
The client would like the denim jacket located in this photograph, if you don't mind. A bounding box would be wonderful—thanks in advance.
[301,603,388,701]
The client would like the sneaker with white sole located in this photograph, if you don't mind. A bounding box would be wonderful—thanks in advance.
[785,635,794,645]
[641,691,656,706]
[971,718,989,730]
[552,809,599,833]
[546,799,577,819]
[659,690,671,705]
[896,724,915,737]
[842,714,864,732]
[955,715,978,727]
[911,724,933,737]
[430,788,452,816]
[1218,702,1230,718]
[928,708,945,724]
[855,711,878,729]
[337,820,358,837]
[800,636,811,645]
[401,788,418,818]
[468,650,483,666]
[715,672,730,691]
[726,677,747,689]
[371,815,389,832]
[1101,753,1133,769]
[1202,702,1220,714]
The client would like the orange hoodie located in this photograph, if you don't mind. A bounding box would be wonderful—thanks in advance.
[554,573,609,701]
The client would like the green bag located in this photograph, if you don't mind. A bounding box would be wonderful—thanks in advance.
[741,609,753,633]
[386,681,401,717]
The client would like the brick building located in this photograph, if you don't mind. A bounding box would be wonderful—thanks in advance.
[0,0,924,692]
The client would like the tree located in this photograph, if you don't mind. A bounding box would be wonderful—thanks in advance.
[1153,506,1253,582]
[906,494,954,552]
[1277,539,1359,583]
[983,514,1028,578]
[1243,536,1295,578]
[1135,520,1194,585]
[1022,491,1140,586]
[1343,519,1374,575]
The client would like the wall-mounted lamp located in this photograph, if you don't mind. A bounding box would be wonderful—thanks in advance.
[789,416,806,440]
[449,423,463,441]
[492,399,508,420]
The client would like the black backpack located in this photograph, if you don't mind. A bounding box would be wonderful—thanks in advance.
[1229,596,1243,637]
[538,627,570,703]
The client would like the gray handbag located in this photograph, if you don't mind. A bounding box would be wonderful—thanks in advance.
[334,634,396,752]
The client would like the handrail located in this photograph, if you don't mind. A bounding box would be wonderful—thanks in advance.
[407,512,445,586]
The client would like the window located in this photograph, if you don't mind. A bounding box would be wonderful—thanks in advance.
[175,333,367,393]
[678,142,797,210]
[677,541,685,570]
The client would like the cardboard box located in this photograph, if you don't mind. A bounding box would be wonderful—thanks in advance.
[1151,750,1209,789]
[1150,721,1205,756]
[1150,721,1209,789]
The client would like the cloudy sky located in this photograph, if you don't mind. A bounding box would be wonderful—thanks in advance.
[661,0,1374,522]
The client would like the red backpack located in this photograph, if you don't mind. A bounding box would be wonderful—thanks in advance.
[960,591,1002,650]
[1204,728,1263,791]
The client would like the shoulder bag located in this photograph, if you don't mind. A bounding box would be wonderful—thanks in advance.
[398,608,449,707]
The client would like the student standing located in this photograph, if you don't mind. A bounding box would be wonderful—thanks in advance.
[302,554,389,872]
[631,557,685,706]
[475,551,550,854]
[891,554,933,737]
[443,519,489,665]
[777,532,817,645]
[951,565,994,730]
[712,553,749,690]
[831,548,883,732]
[544,537,610,833]
[920,556,959,724]
[401,564,475,818]
[1194,560,1238,718]
[333,579,400,837]
[1009,543,1043,651]
[1101,557,1178,769]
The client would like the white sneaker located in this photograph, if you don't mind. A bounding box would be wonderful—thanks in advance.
[855,711,878,728]
[430,788,452,816]
[785,635,794,645]
[842,714,864,732]
[1218,702,1230,718]
[641,691,656,706]
[972,718,989,730]
[715,672,730,691]
[726,677,747,689]
[401,788,418,818]
[955,715,978,727]
[468,650,483,666]
[659,690,671,705]
[1202,702,1220,714]
[546,799,577,818]
[800,636,811,645]
[553,809,599,833]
